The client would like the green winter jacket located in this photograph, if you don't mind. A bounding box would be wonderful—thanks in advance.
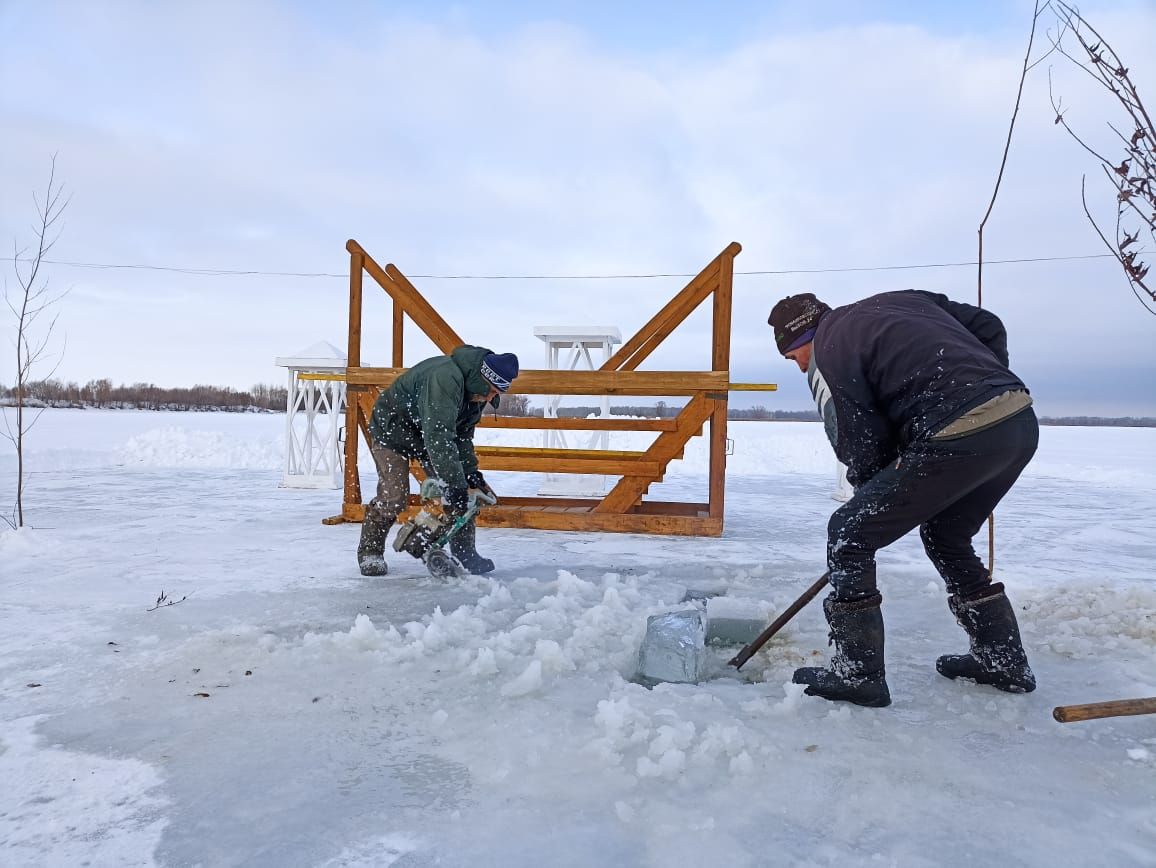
[367,345,497,491]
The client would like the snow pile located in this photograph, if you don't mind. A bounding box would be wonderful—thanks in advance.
[276,569,808,791]
[0,526,39,556]
[118,426,281,470]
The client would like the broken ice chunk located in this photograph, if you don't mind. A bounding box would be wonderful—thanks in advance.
[680,587,726,604]
[636,609,706,685]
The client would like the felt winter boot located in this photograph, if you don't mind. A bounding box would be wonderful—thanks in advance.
[793,592,891,708]
[937,583,1035,693]
[357,515,391,577]
[450,519,495,575]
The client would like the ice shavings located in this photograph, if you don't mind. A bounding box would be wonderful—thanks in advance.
[500,660,544,697]
[293,571,663,686]
[1019,584,1156,657]
[587,685,772,781]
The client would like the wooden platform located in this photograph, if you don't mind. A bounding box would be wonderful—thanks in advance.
[327,239,774,537]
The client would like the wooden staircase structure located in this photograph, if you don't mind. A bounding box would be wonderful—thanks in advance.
[324,239,773,536]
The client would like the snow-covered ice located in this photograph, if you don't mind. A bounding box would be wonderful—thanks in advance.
[1,409,1155,866]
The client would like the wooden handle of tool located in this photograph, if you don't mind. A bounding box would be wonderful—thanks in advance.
[728,573,830,670]
[1052,697,1156,723]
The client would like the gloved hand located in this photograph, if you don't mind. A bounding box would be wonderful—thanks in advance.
[444,485,470,516]
[466,470,494,497]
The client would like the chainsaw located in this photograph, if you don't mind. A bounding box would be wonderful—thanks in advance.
[392,478,498,578]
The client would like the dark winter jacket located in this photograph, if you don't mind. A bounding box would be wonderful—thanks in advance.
[807,290,1026,487]
[368,345,498,491]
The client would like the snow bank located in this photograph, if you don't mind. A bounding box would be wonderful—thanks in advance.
[117,426,281,470]
[4,407,1154,484]
[0,526,39,556]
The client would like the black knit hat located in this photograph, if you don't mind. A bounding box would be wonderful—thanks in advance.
[481,352,519,392]
[768,293,831,355]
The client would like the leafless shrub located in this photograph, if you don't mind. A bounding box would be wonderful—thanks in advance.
[1049,1,1155,314]
[3,156,70,528]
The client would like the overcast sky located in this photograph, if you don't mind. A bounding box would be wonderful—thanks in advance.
[2,0,1154,415]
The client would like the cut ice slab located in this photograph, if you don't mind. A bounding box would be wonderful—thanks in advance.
[704,596,774,647]
[634,609,706,686]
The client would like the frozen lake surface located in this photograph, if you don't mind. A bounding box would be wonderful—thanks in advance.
[2,410,1154,866]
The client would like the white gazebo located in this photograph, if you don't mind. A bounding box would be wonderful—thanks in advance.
[533,326,622,497]
[274,341,347,489]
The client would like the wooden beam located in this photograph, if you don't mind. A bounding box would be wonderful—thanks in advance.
[339,501,721,537]
[602,242,740,372]
[356,391,377,421]
[392,299,404,367]
[475,445,649,461]
[480,508,722,537]
[478,456,663,475]
[303,374,778,393]
[729,383,778,391]
[347,368,728,396]
[610,262,719,372]
[709,246,735,521]
[595,393,714,513]
[429,496,706,516]
[346,240,464,353]
[385,264,463,354]
[342,249,365,508]
[479,416,680,432]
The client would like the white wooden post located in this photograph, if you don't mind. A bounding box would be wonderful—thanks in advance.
[533,327,621,497]
[275,341,347,489]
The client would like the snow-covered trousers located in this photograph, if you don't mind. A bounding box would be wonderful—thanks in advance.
[827,408,1039,602]
[366,445,413,528]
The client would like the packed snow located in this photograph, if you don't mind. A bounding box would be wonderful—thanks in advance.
[1,409,1154,866]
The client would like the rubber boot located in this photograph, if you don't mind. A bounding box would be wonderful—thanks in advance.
[450,519,495,575]
[937,583,1035,693]
[793,592,891,708]
[357,515,391,577]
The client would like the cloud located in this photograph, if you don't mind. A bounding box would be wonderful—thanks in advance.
[1,0,1153,414]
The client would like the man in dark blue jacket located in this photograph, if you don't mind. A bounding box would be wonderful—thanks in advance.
[768,291,1038,707]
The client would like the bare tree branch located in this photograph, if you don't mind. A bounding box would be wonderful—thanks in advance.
[1049,2,1155,313]
[978,0,1050,309]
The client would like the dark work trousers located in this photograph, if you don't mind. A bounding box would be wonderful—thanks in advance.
[827,408,1039,602]
[365,445,412,528]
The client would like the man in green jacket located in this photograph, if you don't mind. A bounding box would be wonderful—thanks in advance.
[357,345,519,577]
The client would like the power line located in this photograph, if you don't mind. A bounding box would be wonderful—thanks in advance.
[3,251,1121,281]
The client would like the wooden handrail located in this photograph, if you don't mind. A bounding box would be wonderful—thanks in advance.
[475,445,649,461]
[346,368,729,396]
[479,416,680,432]
[301,371,774,392]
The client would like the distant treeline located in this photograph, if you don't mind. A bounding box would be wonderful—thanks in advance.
[3,382,1152,427]
[546,404,820,422]
[552,404,1156,426]
[0,379,288,412]
[1037,416,1156,427]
